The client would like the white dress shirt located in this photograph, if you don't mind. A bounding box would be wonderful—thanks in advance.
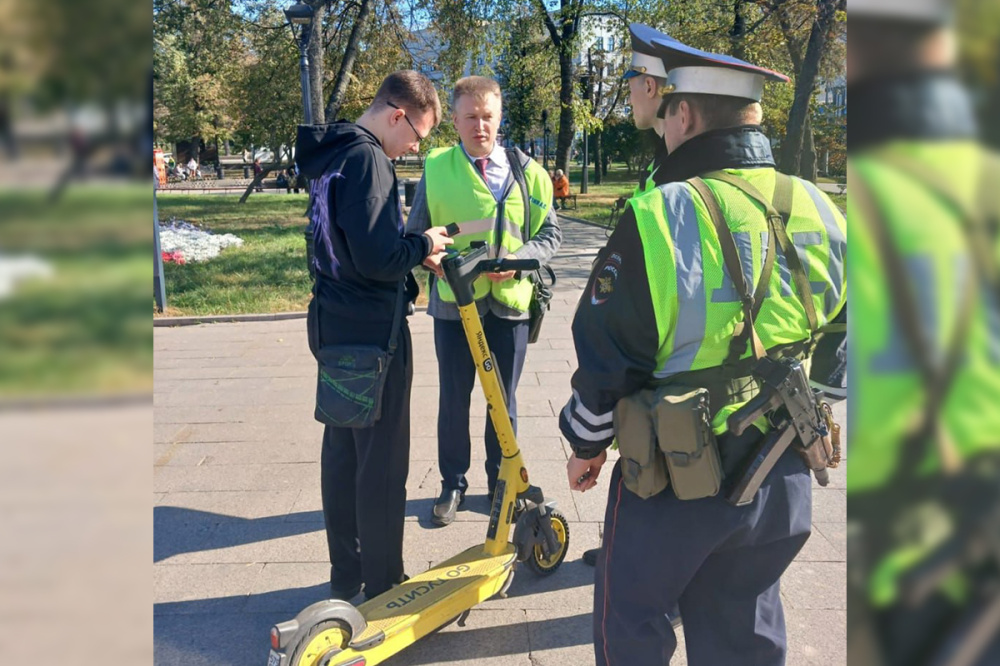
[461,142,510,200]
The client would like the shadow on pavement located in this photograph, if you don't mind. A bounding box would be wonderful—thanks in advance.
[154,506,324,563]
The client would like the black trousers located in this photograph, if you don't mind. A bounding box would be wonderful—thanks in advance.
[318,320,412,600]
[434,313,528,495]
[593,435,813,666]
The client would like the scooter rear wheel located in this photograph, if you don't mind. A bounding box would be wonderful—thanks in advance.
[525,510,570,576]
[287,620,348,666]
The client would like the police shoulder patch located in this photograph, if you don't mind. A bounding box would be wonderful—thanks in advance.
[590,252,623,305]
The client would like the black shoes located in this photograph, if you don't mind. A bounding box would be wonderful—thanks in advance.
[329,578,362,601]
[431,488,465,526]
[583,548,599,566]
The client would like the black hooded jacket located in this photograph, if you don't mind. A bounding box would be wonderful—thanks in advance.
[297,122,430,339]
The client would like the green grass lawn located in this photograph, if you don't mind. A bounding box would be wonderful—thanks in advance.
[156,193,313,316]
[0,186,152,396]
[559,163,642,229]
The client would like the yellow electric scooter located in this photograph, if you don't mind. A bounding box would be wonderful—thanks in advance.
[267,241,570,666]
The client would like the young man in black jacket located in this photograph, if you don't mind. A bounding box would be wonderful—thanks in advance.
[296,70,453,602]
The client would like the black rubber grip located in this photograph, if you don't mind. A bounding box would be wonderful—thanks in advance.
[497,259,540,272]
[444,223,460,236]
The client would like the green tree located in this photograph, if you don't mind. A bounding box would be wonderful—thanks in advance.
[496,15,560,151]
[153,0,243,160]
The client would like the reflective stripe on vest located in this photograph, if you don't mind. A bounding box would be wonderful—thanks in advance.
[424,146,552,310]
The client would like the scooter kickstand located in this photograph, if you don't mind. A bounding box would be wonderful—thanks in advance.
[456,608,472,628]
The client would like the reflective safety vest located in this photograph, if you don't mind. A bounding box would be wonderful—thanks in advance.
[629,167,847,431]
[424,146,552,311]
[849,142,1000,607]
[850,143,1000,493]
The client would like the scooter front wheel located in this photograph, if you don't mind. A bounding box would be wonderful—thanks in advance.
[525,510,570,576]
[287,619,348,666]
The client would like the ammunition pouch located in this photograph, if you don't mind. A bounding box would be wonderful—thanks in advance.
[654,386,723,500]
[614,390,668,499]
[614,384,724,501]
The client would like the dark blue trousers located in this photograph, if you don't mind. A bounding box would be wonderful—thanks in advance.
[434,313,528,495]
[594,438,813,666]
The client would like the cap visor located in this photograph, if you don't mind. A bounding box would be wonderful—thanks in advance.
[622,69,642,80]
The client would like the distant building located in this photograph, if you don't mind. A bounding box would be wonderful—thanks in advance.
[818,75,847,118]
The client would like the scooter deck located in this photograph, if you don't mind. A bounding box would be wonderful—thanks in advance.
[327,542,518,665]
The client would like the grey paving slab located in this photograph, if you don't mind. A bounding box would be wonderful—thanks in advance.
[524,608,597,666]
[782,562,847,610]
[155,440,308,467]
[153,563,264,614]
[154,462,316,493]
[153,218,846,665]
[814,521,847,557]
[786,610,847,664]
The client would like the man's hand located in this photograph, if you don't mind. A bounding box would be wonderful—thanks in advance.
[423,251,445,278]
[486,269,516,283]
[423,226,454,256]
[568,450,607,492]
[486,253,517,282]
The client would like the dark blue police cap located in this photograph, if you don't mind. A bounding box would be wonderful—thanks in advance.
[623,23,673,80]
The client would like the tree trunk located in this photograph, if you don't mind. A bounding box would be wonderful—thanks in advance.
[308,1,326,124]
[802,115,818,182]
[729,0,747,60]
[780,0,838,177]
[191,137,200,163]
[594,130,603,185]
[324,0,373,121]
[555,47,575,175]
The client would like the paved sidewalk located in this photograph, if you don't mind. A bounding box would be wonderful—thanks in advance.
[154,217,846,665]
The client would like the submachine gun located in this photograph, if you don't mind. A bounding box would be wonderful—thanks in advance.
[726,356,842,506]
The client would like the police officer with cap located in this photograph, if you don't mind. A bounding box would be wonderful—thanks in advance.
[622,23,673,196]
[581,22,676,570]
[560,35,846,665]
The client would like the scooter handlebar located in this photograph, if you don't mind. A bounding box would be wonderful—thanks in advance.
[490,258,540,273]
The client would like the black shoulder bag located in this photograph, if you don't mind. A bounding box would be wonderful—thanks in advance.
[312,282,405,428]
[506,148,556,344]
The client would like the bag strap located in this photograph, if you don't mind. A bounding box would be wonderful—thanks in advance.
[877,151,1000,295]
[688,176,772,365]
[848,163,972,475]
[702,170,820,334]
[386,278,406,356]
[386,172,409,356]
[506,148,532,240]
[506,148,556,287]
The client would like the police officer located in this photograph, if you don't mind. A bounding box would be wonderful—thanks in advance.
[560,38,846,665]
[848,2,1000,663]
[581,21,677,569]
[623,23,673,197]
[406,76,562,526]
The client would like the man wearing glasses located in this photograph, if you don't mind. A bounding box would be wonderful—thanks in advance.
[296,70,453,603]
[405,76,562,526]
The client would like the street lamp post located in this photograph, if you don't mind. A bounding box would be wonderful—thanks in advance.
[580,72,591,195]
[541,109,550,171]
[285,3,315,126]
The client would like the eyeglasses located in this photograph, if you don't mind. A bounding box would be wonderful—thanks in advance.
[386,101,426,142]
